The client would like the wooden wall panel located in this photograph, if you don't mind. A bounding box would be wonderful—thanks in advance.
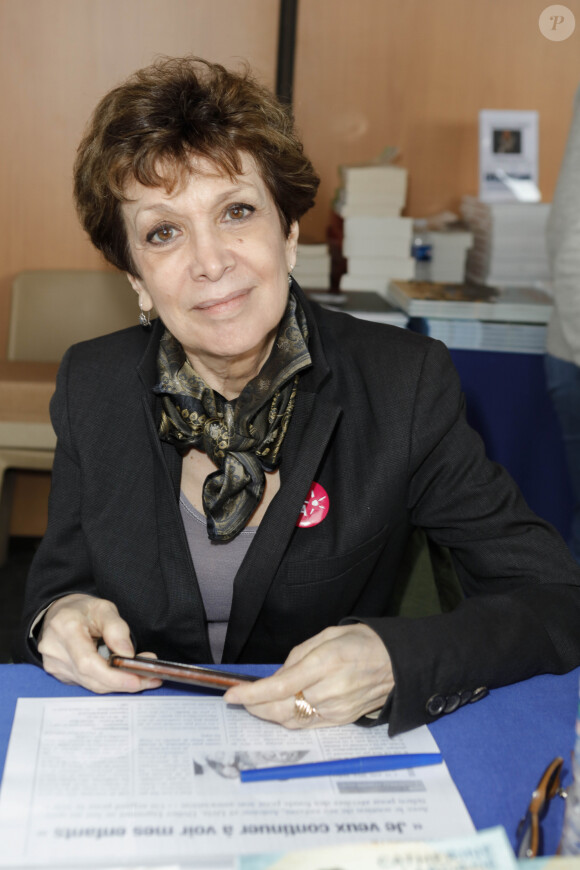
[0,0,278,357]
[293,0,580,240]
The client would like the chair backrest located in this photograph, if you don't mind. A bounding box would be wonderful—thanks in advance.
[8,270,140,361]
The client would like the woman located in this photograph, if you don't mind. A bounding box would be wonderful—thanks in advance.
[17,57,580,736]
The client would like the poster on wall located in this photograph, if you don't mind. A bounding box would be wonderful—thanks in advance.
[479,109,540,202]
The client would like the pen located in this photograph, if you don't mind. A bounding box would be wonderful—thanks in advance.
[240,752,443,782]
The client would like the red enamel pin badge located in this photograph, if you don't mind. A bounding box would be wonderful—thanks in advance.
[296,482,329,528]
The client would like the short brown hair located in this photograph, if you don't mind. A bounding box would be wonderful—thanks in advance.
[73,56,320,274]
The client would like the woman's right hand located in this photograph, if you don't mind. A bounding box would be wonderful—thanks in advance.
[37,593,162,694]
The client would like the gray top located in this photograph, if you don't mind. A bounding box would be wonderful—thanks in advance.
[546,83,580,366]
[179,491,256,663]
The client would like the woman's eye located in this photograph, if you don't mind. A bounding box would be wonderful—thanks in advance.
[147,224,177,244]
[225,204,254,221]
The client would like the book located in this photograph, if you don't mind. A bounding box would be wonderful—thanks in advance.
[340,260,415,294]
[335,158,412,297]
[297,243,330,260]
[461,197,550,286]
[343,216,413,239]
[308,290,408,328]
[335,200,402,218]
[409,316,547,354]
[347,255,417,277]
[294,243,332,291]
[428,229,473,283]
[334,161,408,219]
[240,826,518,870]
[339,164,408,198]
[387,280,553,323]
[343,237,412,258]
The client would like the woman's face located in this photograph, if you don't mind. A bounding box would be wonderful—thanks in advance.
[122,153,298,373]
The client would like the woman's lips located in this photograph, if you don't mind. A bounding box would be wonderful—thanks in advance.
[194,288,250,312]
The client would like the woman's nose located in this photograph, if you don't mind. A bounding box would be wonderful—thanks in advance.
[189,226,235,282]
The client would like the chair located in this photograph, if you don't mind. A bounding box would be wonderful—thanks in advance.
[8,269,137,361]
[0,269,139,564]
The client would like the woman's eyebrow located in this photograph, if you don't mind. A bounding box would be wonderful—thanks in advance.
[132,182,263,219]
[209,180,263,204]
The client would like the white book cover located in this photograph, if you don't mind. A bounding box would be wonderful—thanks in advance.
[297,244,329,258]
[429,232,473,251]
[292,274,330,289]
[430,269,468,284]
[419,318,547,354]
[344,216,413,239]
[340,164,408,194]
[335,202,402,218]
[294,259,331,276]
[343,238,412,258]
[347,256,416,277]
[341,261,415,294]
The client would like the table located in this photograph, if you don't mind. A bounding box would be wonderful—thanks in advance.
[0,663,576,856]
[450,349,574,541]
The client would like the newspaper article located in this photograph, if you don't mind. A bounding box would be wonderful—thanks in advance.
[0,696,474,867]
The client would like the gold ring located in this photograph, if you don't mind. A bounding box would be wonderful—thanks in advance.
[294,691,318,720]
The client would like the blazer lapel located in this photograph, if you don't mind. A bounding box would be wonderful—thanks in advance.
[137,321,212,661]
[137,318,182,496]
[223,296,342,662]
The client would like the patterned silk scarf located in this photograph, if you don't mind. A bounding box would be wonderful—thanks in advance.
[154,292,311,542]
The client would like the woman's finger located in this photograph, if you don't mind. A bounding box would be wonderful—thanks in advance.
[224,624,394,728]
[38,594,162,694]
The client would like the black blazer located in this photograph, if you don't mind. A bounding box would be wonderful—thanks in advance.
[17,286,580,734]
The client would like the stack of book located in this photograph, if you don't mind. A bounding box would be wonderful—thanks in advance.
[334,163,408,218]
[460,196,551,287]
[413,318,548,354]
[428,229,474,283]
[293,243,331,290]
[386,279,553,354]
[334,164,415,297]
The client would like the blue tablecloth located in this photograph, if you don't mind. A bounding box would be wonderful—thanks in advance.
[450,349,574,541]
[0,663,576,856]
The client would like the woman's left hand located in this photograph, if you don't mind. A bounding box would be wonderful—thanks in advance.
[223,624,394,728]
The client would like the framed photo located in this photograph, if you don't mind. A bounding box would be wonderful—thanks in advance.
[479,110,540,202]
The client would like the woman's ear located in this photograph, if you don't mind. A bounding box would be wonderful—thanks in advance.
[285,221,299,272]
[126,273,153,312]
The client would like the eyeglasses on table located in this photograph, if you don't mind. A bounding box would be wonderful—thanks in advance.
[516,756,568,859]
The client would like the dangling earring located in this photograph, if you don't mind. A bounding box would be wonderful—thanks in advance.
[288,263,295,288]
[139,301,151,328]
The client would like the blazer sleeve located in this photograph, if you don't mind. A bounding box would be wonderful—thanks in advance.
[361,339,580,735]
[14,348,98,664]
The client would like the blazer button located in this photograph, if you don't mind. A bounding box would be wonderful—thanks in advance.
[469,686,489,703]
[425,694,446,717]
[459,689,473,706]
[443,693,462,714]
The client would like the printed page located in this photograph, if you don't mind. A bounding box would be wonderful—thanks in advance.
[0,696,474,867]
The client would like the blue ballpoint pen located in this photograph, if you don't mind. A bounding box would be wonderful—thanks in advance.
[240,752,443,782]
